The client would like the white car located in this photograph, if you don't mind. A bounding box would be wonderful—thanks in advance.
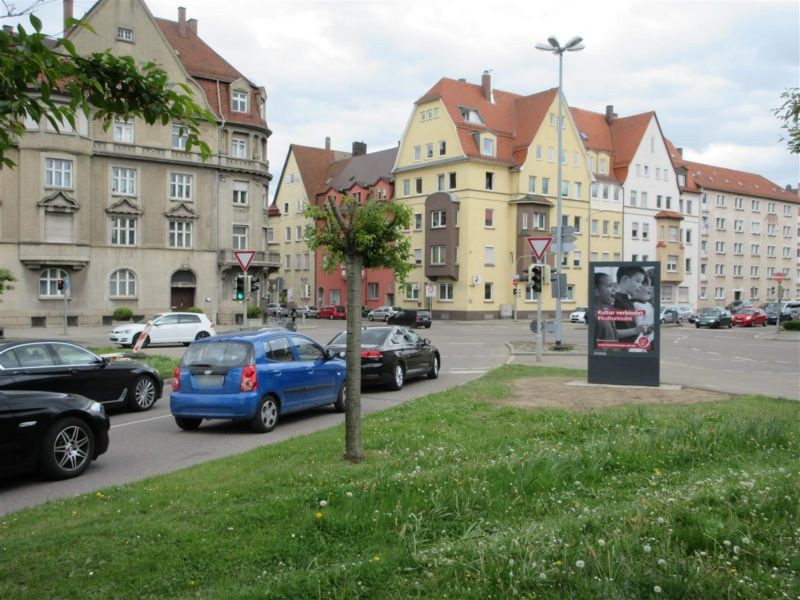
[569,307,588,323]
[109,312,216,348]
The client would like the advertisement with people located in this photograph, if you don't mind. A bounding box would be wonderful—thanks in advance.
[591,262,659,353]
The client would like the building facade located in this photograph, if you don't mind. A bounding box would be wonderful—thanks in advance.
[0,0,274,327]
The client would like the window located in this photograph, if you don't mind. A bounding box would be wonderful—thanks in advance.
[784,225,792,238]
[111,216,136,246]
[733,265,743,278]
[481,137,494,157]
[484,208,494,228]
[542,178,550,195]
[111,167,136,195]
[431,210,446,228]
[413,145,421,161]
[768,201,776,214]
[767,245,776,258]
[642,223,650,240]
[561,180,569,197]
[784,246,792,258]
[437,174,445,191]
[560,149,567,165]
[632,222,639,238]
[415,178,423,194]
[573,182,582,199]
[599,158,607,174]
[734,220,743,232]
[734,242,744,255]
[414,213,422,230]
[303,253,311,270]
[116,27,134,42]
[566,284,575,301]
[602,220,609,236]
[296,225,303,241]
[668,225,678,241]
[573,151,580,166]
[528,176,537,193]
[295,253,302,270]
[284,227,292,242]
[715,264,725,276]
[439,140,446,156]
[169,221,192,248]
[439,282,453,300]
[413,248,422,265]
[751,200,760,212]
[485,172,494,190]
[685,258,692,273]
[403,179,410,196]
[366,282,379,301]
[169,173,192,200]
[640,191,648,207]
[750,266,759,278]
[232,225,248,250]
[547,147,554,162]
[171,124,188,150]
[113,119,134,143]
[715,240,726,254]
[656,195,662,208]
[45,158,72,188]
[714,287,725,300]
[734,196,743,210]
[405,282,420,300]
[767,223,777,236]
[484,282,493,301]
[752,221,761,234]
[532,213,545,229]
[535,145,542,160]
[716,194,726,207]
[232,181,248,205]
[431,245,446,265]
[484,246,494,265]
[643,164,649,178]
[232,90,249,113]
[39,268,68,297]
[283,202,290,215]
[231,134,248,158]
[448,172,457,189]
[686,229,693,244]
[109,269,136,297]
[591,219,599,235]
[751,244,760,256]
[285,254,291,270]
[572,251,582,268]
[665,255,678,273]
[630,190,637,206]
[574,216,581,232]
[715,217,726,230]
[265,228,274,243]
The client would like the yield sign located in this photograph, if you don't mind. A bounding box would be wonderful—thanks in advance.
[526,237,552,261]
[234,250,255,272]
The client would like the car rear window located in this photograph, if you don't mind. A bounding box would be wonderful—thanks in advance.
[182,341,252,368]
[330,329,390,346]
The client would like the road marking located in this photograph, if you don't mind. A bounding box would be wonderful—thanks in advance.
[448,369,488,374]
[111,414,172,429]
[449,342,483,345]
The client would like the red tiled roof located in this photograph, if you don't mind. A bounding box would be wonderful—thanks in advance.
[293,145,346,200]
[654,210,684,220]
[680,159,798,204]
[610,112,654,169]
[155,18,267,129]
[570,107,614,152]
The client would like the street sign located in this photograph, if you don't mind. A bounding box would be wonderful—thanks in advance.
[526,237,552,261]
[234,250,255,272]
[425,283,436,298]
[550,225,576,236]
[774,272,784,284]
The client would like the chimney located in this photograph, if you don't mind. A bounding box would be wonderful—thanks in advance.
[325,136,331,150]
[676,147,683,157]
[481,70,493,103]
[178,6,187,35]
[352,141,367,156]
[64,0,73,30]
[187,18,197,35]
[604,104,616,125]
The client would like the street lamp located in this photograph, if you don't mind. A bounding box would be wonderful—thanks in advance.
[536,35,584,347]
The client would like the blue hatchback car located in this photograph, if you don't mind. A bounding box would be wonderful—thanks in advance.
[170,329,346,433]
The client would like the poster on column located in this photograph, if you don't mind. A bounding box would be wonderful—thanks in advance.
[588,261,660,386]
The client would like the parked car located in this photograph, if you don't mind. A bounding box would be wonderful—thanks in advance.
[326,326,440,390]
[302,305,320,319]
[725,300,753,314]
[0,389,110,480]
[695,307,733,329]
[387,309,432,328]
[109,312,215,348]
[367,306,402,321]
[674,305,697,323]
[569,307,588,324]
[265,303,289,318]
[660,306,683,325]
[0,339,163,412]
[319,305,346,320]
[762,302,800,325]
[732,308,768,327]
[170,329,346,432]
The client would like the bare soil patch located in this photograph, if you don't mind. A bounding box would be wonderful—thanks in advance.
[503,377,731,411]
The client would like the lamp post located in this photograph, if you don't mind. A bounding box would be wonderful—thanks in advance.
[536,35,584,347]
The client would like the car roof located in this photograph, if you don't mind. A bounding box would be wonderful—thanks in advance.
[0,338,90,349]
[196,327,307,343]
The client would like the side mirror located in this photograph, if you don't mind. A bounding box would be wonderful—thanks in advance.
[423,338,431,346]
[96,356,109,367]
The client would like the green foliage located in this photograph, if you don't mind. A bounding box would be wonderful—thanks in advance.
[774,87,800,154]
[0,16,216,167]
[185,306,204,314]
[304,195,413,282]
[89,348,178,379]
[781,319,800,331]
[0,365,798,598]
[0,268,16,299]
[112,307,133,321]
[247,305,261,318]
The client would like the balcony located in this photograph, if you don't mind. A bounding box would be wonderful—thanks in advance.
[217,249,280,271]
[19,243,91,270]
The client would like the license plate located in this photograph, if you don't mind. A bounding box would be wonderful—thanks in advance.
[194,375,224,387]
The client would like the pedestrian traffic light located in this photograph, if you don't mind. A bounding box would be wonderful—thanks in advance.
[513,287,518,297]
[250,277,260,293]
[530,265,543,293]
[235,276,245,301]
[57,279,65,291]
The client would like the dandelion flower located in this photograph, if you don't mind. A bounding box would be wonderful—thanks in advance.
[598,539,606,547]
[741,537,750,545]
[320,500,328,508]
[372,556,381,562]
[346,492,353,498]
[733,545,740,555]
[723,540,731,547]
[658,558,667,567]
[539,573,547,580]
[643,544,652,553]
[555,560,562,566]
[654,585,662,593]
[315,511,324,519]
[575,560,585,569]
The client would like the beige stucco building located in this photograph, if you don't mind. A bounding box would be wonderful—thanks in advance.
[0,0,274,327]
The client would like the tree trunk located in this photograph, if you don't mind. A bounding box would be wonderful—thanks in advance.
[343,252,364,462]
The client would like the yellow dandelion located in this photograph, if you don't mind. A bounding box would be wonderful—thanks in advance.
[372,556,381,562]
[315,511,324,519]
[555,560,562,566]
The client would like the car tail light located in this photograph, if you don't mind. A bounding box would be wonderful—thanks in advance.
[171,367,181,392]
[210,323,215,329]
[240,365,258,392]
[360,350,383,359]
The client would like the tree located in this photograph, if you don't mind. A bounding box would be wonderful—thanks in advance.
[0,268,16,298]
[304,196,412,462]
[774,87,800,155]
[0,15,215,167]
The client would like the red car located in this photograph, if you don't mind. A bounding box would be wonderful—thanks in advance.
[732,308,767,327]
[318,305,346,320]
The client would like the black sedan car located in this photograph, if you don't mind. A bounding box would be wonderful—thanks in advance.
[327,326,440,390]
[695,307,733,329]
[0,339,163,412]
[0,390,110,479]
[387,309,432,329]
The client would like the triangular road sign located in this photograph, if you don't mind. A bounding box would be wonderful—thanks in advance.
[526,237,552,261]
[234,250,255,271]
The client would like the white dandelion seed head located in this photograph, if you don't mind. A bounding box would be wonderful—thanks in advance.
[539,572,547,580]
[741,537,750,545]
[598,539,606,547]
[319,500,328,508]
[575,560,585,569]
[643,544,652,553]
[733,546,740,554]
[658,558,667,567]
[654,585,662,593]
[656,517,665,524]
[723,540,731,547]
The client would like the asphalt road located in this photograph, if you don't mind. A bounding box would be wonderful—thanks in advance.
[1,318,797,515]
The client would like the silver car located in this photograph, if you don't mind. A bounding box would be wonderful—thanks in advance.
[367,305,401,321]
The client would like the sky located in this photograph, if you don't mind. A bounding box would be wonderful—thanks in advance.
[6,0,800,195]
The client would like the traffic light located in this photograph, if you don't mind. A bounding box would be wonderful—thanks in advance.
[530,265,543,293]
[250,277,260,293]
[57,279,65,291]
[513,287,518,297]
[235,276,245,301]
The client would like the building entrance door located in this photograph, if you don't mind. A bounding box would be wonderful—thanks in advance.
[170,269,196,310]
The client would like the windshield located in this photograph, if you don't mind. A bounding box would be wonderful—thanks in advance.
[329,328,390,346]
[700,308,718,315]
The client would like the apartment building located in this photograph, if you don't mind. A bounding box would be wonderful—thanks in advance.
[0,0,273,327]
[393,72,593,320]
[272,141,398,310]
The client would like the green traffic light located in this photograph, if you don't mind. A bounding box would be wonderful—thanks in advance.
[236,292,245,301]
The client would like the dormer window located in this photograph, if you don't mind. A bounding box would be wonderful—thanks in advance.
[459,107,483,124]
[481,136,495,157]
[117,27,134,42]
[232,90,248,113]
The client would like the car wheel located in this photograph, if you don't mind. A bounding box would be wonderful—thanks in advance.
[129,375,157,411]
[427,354,440,379]
[334,382,346,412]
[425,324,431,329]
[38,417,95,480]
[660,318,665,324]
[368,315,374,321]
[131,333,141,348]
[195,331,210,341]
[762,321,767,327]
[251,396,279,433]
[695,324,700,328]
[175,416,202,431]
[728,321,732,328]
[389,363,405,391]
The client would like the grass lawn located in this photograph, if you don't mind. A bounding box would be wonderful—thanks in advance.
[90,346,179,380]
[1,365,798,598]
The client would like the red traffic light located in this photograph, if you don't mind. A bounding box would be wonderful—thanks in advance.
[57,279,64,290]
